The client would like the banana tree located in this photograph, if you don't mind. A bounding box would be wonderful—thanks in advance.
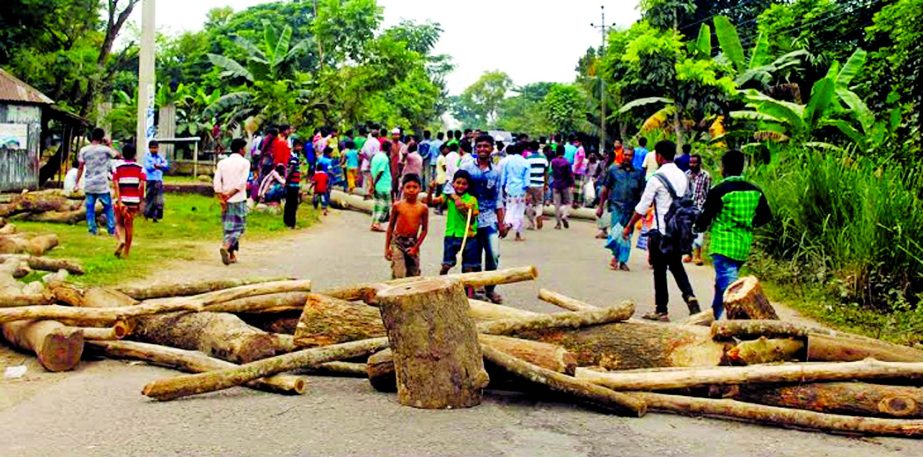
[205,20,312,127]
[712,16,809,93]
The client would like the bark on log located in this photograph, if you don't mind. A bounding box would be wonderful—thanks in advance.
[311,361,368,377]
[240,311,301,334]
[481,344,646,417]
[322,266,538,302]
[367,335,579,393]
[1,320,83,371]
[723,276,778,320]
[11,209,88,224]
[114,277,294,300]
[49,282,139,308]
[711,320,811,340]
[467,299,538,320]
[178,279,313,308]
[133,311,277,364]
[88,340,306,395]
[733,382,923,419]
[630,391,923,437]
[681,310,716,326]
[206,292,309,314]
[0,255,85,275]
[0,193,83,218]
[0,223,15,235]
[142,337,390,401]
[376,278,489,409]
[575,359,923,391]
[475,303,635,336]
[726,337,805,365]
[294,293,385,347]
[537,288,600,311]
[0,293,54,308]
[0,301,204,326]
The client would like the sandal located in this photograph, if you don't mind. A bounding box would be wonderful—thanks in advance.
[641,311,670,322]
[486,292,504,304]
[220,247,231,266]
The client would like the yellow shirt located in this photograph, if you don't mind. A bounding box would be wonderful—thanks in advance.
[435,155,448,184]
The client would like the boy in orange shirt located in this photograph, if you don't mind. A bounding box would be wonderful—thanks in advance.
[384,173,428,278]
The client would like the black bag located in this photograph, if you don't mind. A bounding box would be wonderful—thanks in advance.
[652,173,700,256]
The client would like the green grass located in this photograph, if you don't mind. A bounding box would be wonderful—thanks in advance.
[14,194,319,286]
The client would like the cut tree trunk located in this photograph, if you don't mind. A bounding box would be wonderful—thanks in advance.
[88,340,306,395]
[0,293,53,308]
[733,382,923,419]
[177,279,312,308]
[481,344,646,417]
[311,361,368,377]
[0,301,203,326]
[711,320,811,340]
[476,303,635,335]
[322,266,538,302]
[0,255,84,275]
[206,292,309,314]
[142,337,390,401]
[294,293,384,347]
[133,311,277,364]
[113,277,293,300]
[367,335,578,393]
[375,278,489,409]
[49,282,138,308]
[537,288,599,311]
[468,298,538,320]
[75,319,135,340]
[0,194,82,218]
[575,359,923,391]
[723,276,778,320]
[1,320,84,371]
[11,209,88,225]
[726,337,805,365]
[630,391,923,437]
[240,311,302,334]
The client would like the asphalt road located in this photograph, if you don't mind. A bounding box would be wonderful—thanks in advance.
[0,209,917,457]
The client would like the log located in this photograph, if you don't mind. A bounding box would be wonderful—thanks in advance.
[467,298,538,320]
[537,288,599,311]
[166,279,312,308]
[723,276,778,320]
[0,301,203,326]
[26,234,59,256]
[114,277,294,300]
[133,311,277,364]
[481,344,646,417]
[11,209,88,224]
[376,278,489,409]
[206,292,310,314]
[726,337,805,365]
[0,235,31,255]
[88,340,306,395]
[0,293,54,308]
[322,266,538,302]
[1,320,84,371]
[475,304,635,336]
[575,359,923,391]
[240,311,302,334]
[0,193,82,218]
[367,335,579,393]
[294,293,385,348]
[311,361,368,377]
[49,282,139,308]
[711,320,811,340]
[271,333,297,353]
[0,223,14,235]
[733,382,923,419]
[75,319,135,340]
[142,337,390,401]
[0,255,85,275]
[630,392,923,437]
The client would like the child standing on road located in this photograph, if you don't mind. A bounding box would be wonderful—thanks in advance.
[384,174,429,279]
[310,165,331,216]
[343,140,360,193]
[112,144,145,258]
[428,170,479,276]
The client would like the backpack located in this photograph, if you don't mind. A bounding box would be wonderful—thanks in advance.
[652,173,700,256]
[418,142,432,161]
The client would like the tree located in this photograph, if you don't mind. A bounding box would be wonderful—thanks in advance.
[495,82,555,134]
[455,71,513,127]
[542,84,590,134]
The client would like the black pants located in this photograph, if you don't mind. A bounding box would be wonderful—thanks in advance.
[649,232,695,314]
[283,185,300,228]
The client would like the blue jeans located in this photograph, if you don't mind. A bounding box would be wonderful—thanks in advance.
[474,225,501,294]
[712,254,744,319]
[86,192,115,235]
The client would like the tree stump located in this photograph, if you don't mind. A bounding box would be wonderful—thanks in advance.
[723,276,779,320]
[734,382,923,419]
[376,278,489,409]
[1,320,84,371]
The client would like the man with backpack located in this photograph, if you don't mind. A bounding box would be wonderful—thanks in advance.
[622,140,700,321]
[694,150,772,319]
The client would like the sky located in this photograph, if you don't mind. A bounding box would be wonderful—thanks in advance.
[129,0,642,95]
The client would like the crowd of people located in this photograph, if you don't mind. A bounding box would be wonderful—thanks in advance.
[69,123,772,322]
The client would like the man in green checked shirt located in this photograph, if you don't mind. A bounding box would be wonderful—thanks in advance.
[694,150,773,319]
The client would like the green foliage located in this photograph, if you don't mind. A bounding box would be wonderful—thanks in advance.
[542,84,591,134]
[454,71,513,128]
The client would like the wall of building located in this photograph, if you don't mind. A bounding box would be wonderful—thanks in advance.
[0,103,41,192]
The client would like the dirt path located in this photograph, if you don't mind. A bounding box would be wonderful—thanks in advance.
[1,210,913,457]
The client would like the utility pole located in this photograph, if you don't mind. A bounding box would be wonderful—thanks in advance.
[591,5,615,157]
[137,0,156,152]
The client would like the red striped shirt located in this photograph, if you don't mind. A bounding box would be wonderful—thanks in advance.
[113,161,146,207]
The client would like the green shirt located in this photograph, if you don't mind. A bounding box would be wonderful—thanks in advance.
[445,193,478,238]
[353,136,367,151]
[695,176,772,262]
[370,152,392,194]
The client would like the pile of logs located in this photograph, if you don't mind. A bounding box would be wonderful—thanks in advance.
[2,267,922,438]
[0,189,103,225]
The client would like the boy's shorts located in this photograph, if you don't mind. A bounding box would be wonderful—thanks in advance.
[443,236,480,270]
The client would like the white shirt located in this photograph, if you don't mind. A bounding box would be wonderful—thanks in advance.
[360,135,380,172]
[63,168,81,195]
[635,163,688,232]
[214,153,251,203]
[443,151,461,192]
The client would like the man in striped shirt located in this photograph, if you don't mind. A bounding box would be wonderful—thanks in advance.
[112,144,146,258]
[524,140,549,230]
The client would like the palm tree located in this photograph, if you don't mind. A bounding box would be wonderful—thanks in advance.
[205,20,312,128]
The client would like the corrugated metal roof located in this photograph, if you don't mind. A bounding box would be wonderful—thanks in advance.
[0,68,54,105]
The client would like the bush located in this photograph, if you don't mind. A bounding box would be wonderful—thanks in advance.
[751,149,923,312]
